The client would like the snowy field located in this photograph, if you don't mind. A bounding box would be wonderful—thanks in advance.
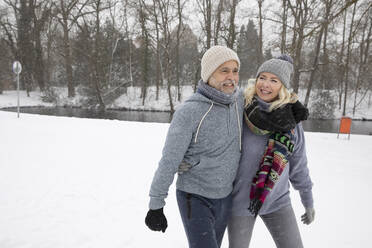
[0,110,371,248]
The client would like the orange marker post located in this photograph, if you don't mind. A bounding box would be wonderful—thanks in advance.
[337,116,352,140]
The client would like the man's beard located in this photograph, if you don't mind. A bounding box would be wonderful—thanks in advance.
[221,79,237,88]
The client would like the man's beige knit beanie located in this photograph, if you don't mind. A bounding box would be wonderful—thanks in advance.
[201,45,240,82]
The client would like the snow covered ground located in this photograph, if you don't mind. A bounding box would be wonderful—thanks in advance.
[0,110,371,248]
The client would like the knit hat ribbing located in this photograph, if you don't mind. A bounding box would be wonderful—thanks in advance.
[256,54,294,88]
[201,45,240,82]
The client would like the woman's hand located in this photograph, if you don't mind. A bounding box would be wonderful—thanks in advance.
[301,207,315,225]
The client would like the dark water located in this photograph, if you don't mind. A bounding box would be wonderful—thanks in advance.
[2,106,173,123]
[2,106,372,135]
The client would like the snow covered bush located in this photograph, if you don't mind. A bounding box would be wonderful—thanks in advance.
[310,89,336,119]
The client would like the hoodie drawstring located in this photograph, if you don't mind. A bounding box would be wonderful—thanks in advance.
[194,101,241,151]
[235,101,242,151]
[194,102,214,143]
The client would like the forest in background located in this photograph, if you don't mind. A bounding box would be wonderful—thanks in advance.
[0,0,371,116]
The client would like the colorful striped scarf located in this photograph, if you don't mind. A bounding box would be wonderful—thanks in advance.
[244,100,296,217]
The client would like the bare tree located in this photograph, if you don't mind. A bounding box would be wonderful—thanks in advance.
[0,8,18,60]
[45,8,59,87]
[32,0,51,92]
[150,0,162,100]
[123,0,133,85]
[285,0,358,93]
[175,0,187,101]
[213,0,223,45]
[12,0,34,95]
[226,0,239,49]
[352,4,372,115]
[280,0,288,53]
[286,0,314,93]
[107,0,124,88]
[196,0,212,49]
[304,26,324,107]
[137,0,151,106]
[304,0,339,106]
[53,0,90,97]
[336,9,347,109]
[342,1,357,116]
[257,0,264,63]
[155,0,177,112]
[319,0,333,89]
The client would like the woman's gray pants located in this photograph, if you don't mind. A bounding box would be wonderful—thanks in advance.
[227,205,303,248]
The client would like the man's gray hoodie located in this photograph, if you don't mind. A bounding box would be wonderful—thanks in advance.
[149,82,244,210]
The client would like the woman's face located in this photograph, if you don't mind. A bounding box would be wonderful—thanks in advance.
[255,72,283,102]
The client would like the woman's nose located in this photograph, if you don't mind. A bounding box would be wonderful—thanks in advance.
[261,79,270,88]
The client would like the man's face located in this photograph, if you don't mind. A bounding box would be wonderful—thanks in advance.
[208,60,239,95]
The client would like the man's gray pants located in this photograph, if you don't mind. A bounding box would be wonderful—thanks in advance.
[227,205,304,248]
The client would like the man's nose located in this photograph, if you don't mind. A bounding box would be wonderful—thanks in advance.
[226,71,234,80]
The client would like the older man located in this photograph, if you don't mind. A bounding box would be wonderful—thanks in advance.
[145,45,243,248]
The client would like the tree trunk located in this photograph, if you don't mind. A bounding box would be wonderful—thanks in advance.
[176,0,182,101]
[214,0,223,45]
[194,64,200,92]
[138,0,149,106]
[320,0,332,90]
[62,25,75,97]
[227,0,238,48]
[257,0,264,64]
[45,16,56,87]
[93,0,105,109]
[292,35,303,93]
[167,62,174,113]
[18,0,34,96]
[337,10,347,109]
[352,14,371,115]
[304,27,324,107]
[34,27,45,91]
[342,2,357,116]
[205,0,212,49]
[32,2,50,92]
[152,0,161,100]
[288,0,305,93]
[280,0,287,53]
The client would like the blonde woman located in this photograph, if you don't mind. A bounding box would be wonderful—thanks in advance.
[228,55,315,248]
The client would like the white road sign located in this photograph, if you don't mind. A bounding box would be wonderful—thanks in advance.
[12,61,22,74]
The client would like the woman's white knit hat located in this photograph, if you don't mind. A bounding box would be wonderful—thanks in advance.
[256,54,294,88]
[201,45,240,82]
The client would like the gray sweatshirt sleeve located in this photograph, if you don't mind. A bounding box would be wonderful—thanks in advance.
[288,123,314,209]
[148,106,194,210]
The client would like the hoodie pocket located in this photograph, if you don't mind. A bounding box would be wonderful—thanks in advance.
[178,159,200,174]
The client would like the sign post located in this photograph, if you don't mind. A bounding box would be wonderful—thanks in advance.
[12,61,22,118]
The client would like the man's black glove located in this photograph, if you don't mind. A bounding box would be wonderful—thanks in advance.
[290,100,309,123]
[145,208,168,233]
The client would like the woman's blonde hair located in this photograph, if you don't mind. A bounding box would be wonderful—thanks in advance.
[244,79,298,112]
